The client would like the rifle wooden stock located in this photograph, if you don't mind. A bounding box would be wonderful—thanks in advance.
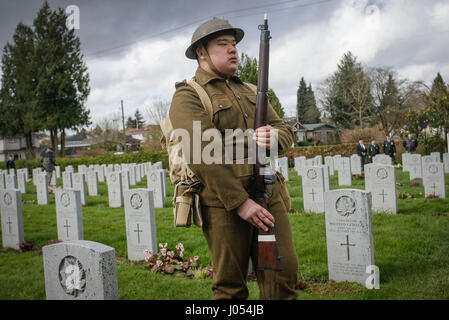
[253,14,282,272]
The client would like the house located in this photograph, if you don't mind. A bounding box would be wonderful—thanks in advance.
[0,133,42,161]
[284,117,338,145]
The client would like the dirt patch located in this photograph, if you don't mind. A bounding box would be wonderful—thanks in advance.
[297,279,365,295]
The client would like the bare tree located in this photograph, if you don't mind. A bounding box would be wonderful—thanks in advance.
[144,99,171,125]
[369,67,426,136]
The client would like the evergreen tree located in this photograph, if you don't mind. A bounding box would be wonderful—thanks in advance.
[33,1,90,156]
[126,116,136,129]
[297,77,320,123]
[296,77,307,122]
[321,51,373,129]
[134,109,145,128]
[0,23,40,158]
[424,73,449,152]
[237,53,258,85]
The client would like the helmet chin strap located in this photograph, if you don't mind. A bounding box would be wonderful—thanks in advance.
[198,42,230,80]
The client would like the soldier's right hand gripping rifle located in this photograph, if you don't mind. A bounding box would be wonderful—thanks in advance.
[252,14,282,272]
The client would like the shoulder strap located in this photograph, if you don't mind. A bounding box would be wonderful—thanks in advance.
[188,79,213,122]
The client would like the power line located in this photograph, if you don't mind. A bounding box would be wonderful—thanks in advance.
[85,0,336,60]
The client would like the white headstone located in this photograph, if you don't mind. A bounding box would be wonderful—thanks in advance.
[325,156,335,176]
[124,189,157,261]
[333,155,342,171]
[443,153,449,173]
[32,168,43,186]
[17,171,27,194]
[5,174,17,190]
[55,166,61,179]
[0,171,5,189]
[121,170,130,192]
[430,152,440,162]
[401,153,411,172]
[87,170,99,196]
[50,170,57,186]
[36,173,50,205]
[422,162,446,198]
[322,164,331,192]
[373,154,392,166]
[324,189,377,289]
[128,165,136,186]
[63,171,73,189]
[147,170,165,208]
[0,189,24,250]
[294,156,306,176]
[107,172,123,207]
[43,240,119,300]
[302,166,325,213]
[72,173,87,206]
[350,154,362,175]
[337,157,352,186]
[408,154,422,180]
[55,189,83,241]
[365,164,397,214]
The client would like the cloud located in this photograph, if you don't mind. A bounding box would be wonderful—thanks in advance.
[266,0,449,116]
[86,33,196,124]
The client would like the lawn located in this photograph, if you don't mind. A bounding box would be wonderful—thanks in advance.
[0,166,448,300]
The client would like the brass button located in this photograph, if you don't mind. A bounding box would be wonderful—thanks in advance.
[219,104,223,108]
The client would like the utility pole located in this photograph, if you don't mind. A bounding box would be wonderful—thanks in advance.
[121,100,126,152]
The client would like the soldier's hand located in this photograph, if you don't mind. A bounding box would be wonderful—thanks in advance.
[236,198,275,231]
[253,125,278,150]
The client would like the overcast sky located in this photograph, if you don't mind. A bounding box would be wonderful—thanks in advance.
[1,0,449,129]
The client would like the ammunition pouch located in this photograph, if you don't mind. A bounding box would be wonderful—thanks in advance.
[173,182,203,228]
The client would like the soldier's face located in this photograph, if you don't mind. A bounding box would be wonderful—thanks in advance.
[205,34,239,76]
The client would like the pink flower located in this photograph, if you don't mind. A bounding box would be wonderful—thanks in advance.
[168,251,175,258]
[160,248,167,256]
[156,260,163,267]
[193,256,199,261]
[176,243,184,251]
[159,242,168,248]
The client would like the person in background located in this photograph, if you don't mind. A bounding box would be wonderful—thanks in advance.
[383,135,397,163]
[368,139,380,163]
[6,155,16,172]
[40,144,56,183]
[403,132,418,153]
[356,138,367,171]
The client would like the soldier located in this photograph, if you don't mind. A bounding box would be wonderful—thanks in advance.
[6,155,15,171]
[368,139,380,163]
[169,18,298,300]
[383,135,397,163]
[40,143,56,183]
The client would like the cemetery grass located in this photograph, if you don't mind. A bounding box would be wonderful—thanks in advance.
[0,169,448,300]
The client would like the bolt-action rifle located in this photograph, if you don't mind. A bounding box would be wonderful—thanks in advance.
[253,14,282,271]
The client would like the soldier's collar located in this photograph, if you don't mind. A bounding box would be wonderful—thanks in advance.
[195,67,243,86]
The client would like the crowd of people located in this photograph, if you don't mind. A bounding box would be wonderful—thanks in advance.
[355,133,419,171]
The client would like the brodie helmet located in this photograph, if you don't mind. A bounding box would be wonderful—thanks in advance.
[185,17,244,59]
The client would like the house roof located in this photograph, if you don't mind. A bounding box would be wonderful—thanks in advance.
[302,123,336,130]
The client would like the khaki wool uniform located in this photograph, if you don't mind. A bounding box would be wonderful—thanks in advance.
[169,66,298,300]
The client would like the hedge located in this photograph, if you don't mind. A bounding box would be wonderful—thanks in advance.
[0,151,168,173]
[1,141,441,172]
